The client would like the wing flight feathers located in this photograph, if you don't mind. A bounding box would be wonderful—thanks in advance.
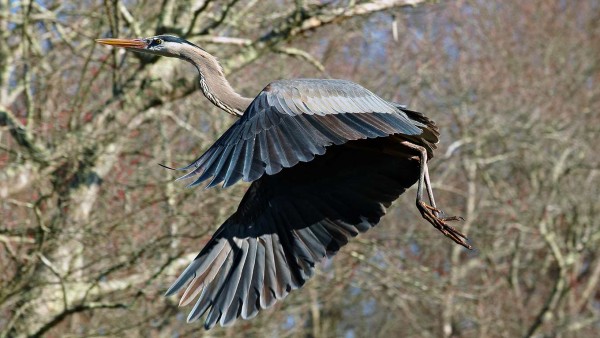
[167,140,421,329]
[176,79,423,188]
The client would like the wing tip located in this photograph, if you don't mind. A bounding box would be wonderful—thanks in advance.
[164,287,178,297]
[165,278,187,298]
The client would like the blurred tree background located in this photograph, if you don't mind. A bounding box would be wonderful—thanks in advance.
[1,0,599,337]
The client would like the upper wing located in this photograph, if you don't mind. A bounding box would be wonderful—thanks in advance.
[165,138,421,329]
[176,79,427,188]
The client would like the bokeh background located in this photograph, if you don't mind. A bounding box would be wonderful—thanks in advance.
[1,0,599,337]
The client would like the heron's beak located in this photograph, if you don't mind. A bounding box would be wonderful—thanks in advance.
[95,38,147,50]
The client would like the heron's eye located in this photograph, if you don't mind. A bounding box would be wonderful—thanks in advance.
[148,38,163,48]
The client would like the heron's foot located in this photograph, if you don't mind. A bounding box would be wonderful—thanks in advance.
[417,200,472,249]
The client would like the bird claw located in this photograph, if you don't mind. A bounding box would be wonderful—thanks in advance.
[417,201,472,249]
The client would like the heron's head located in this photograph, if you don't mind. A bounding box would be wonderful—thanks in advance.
[96,35,198,58]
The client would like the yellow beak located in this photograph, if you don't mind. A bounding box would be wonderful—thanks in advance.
[95,38,147,49]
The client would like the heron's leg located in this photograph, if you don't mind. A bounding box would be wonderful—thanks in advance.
[400,141,472,249]
[424,161,437,210]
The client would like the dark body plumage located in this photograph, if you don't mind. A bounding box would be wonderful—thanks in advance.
[169,138,422,327]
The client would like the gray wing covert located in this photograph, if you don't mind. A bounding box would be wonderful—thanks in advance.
[176,79,424,188]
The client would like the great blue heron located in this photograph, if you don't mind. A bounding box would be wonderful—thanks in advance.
[97,35,471,329]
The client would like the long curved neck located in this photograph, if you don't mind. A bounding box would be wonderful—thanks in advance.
[180,45,252,117]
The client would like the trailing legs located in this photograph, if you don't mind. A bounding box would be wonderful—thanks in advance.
[400,141,472,249]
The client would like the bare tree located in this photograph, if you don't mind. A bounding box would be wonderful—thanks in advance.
[1,0,598,337]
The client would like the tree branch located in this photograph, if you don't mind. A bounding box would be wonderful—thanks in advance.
[29,302,127,338]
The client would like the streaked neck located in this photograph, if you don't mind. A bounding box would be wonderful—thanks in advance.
[180,45,252,117]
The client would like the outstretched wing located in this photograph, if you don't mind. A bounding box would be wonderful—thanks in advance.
[176,79,427,188]
[165,138,421,329]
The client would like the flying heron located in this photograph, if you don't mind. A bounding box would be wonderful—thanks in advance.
[96,35,471,329]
